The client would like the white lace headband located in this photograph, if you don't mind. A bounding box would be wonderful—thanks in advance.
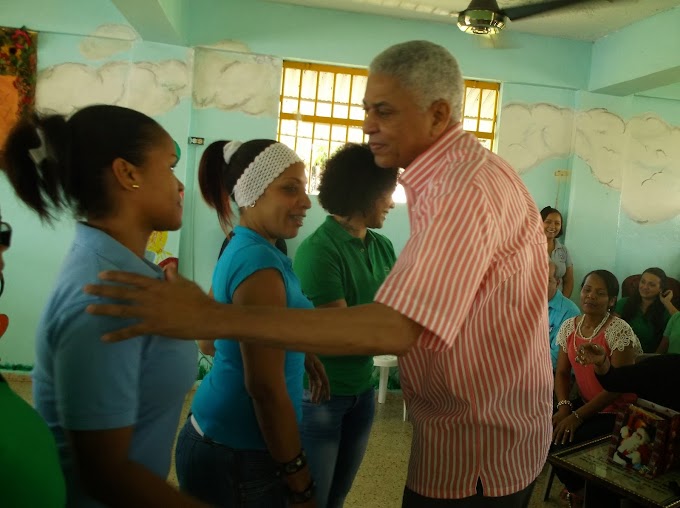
[231,143,303,208]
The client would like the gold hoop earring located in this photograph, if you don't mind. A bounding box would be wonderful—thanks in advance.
[132,184,140,189]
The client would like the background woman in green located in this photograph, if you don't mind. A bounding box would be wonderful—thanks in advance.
[615,267,677,352]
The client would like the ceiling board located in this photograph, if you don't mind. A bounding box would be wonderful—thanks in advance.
[266,0,680,40]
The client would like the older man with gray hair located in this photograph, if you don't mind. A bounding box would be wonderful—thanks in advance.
[86,40,553,507]
[549,259,580,370]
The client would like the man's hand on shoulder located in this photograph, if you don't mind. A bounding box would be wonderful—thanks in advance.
[84,263,220,342]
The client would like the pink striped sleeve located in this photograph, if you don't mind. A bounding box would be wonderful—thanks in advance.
[375,182,498,349]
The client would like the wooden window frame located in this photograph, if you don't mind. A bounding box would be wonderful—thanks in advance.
[278,61,500,191]
[462,79,500,150]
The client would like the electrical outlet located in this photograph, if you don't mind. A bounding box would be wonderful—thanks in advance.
[189,137,205,145]
[554,170,570,178]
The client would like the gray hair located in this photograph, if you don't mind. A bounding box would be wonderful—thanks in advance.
[369,40,464,122]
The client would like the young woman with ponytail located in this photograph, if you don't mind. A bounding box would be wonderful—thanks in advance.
[174,140,318,507]
[2,105,205,508]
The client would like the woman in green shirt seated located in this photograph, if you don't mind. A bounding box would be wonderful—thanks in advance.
[293,143,398,508]
[656,312,680,354]
[615,267,677,353]
[0,213,66,507]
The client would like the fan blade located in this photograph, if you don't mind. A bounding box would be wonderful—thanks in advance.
[476,32,515,49]
[502,0,589,21]
[475,33,497,49]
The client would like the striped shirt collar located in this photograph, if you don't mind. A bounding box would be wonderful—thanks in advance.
[400,122,467,192]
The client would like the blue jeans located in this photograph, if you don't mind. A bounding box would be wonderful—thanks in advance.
[175,417,288,507]
[301,388,375,508]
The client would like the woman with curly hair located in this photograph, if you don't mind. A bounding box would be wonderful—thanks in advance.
[293,143,398,508]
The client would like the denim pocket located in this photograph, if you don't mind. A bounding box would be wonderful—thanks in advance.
[235,450,286,507]
[237,473,285,505]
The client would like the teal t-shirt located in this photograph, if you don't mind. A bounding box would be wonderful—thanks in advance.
[0,376,65,507]
[192,226,310,449]
[615,297,670,353]
[664,313,680,354]
[293,216,397,395]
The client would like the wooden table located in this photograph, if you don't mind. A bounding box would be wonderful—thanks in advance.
[548,436,680,507]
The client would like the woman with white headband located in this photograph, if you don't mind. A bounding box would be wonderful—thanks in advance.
[175,139,317,507]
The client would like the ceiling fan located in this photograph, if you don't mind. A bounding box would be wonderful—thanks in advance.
[457,0,592,35]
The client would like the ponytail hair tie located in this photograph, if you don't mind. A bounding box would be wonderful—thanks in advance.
[223,141,243,165]
[28,128,49,166]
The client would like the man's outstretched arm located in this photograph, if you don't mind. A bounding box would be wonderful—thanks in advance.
[85,265,423,355]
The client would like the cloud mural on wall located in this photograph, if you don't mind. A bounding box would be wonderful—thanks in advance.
[193,41,281,117]
[498,103,680,224]
[572,108,628,190]
[36,59,190,117]
[498,103,575,173]
[79,24,139,60]
[617,114,680,223]
[36,37,279,121]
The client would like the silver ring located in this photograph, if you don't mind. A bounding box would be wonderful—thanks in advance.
[565,429,571,432]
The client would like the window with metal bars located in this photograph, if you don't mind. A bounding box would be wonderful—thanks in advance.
[461,80,500,152]
[277,61,500,193]
[278,61,367,193]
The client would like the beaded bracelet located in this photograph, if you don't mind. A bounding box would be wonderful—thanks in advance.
[288,479,316,504]
[280,449,307,476]
[556,400,573,410]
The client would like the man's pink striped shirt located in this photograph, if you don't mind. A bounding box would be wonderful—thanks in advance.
[374,124,553,499]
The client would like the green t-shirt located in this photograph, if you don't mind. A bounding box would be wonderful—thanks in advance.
[664,313,680,354]
[615,297,670,353]
[0,376,65,507]
[293,216,397,395]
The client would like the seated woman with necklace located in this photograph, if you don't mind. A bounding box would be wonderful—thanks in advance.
[552,269,642,508]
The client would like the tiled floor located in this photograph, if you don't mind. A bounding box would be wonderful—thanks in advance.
[6,374,563,507]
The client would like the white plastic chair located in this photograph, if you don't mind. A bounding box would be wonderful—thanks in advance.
[373,354,408,421]
[373,354,398,404]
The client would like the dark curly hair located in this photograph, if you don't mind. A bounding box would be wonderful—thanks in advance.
[318,143,398,217]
